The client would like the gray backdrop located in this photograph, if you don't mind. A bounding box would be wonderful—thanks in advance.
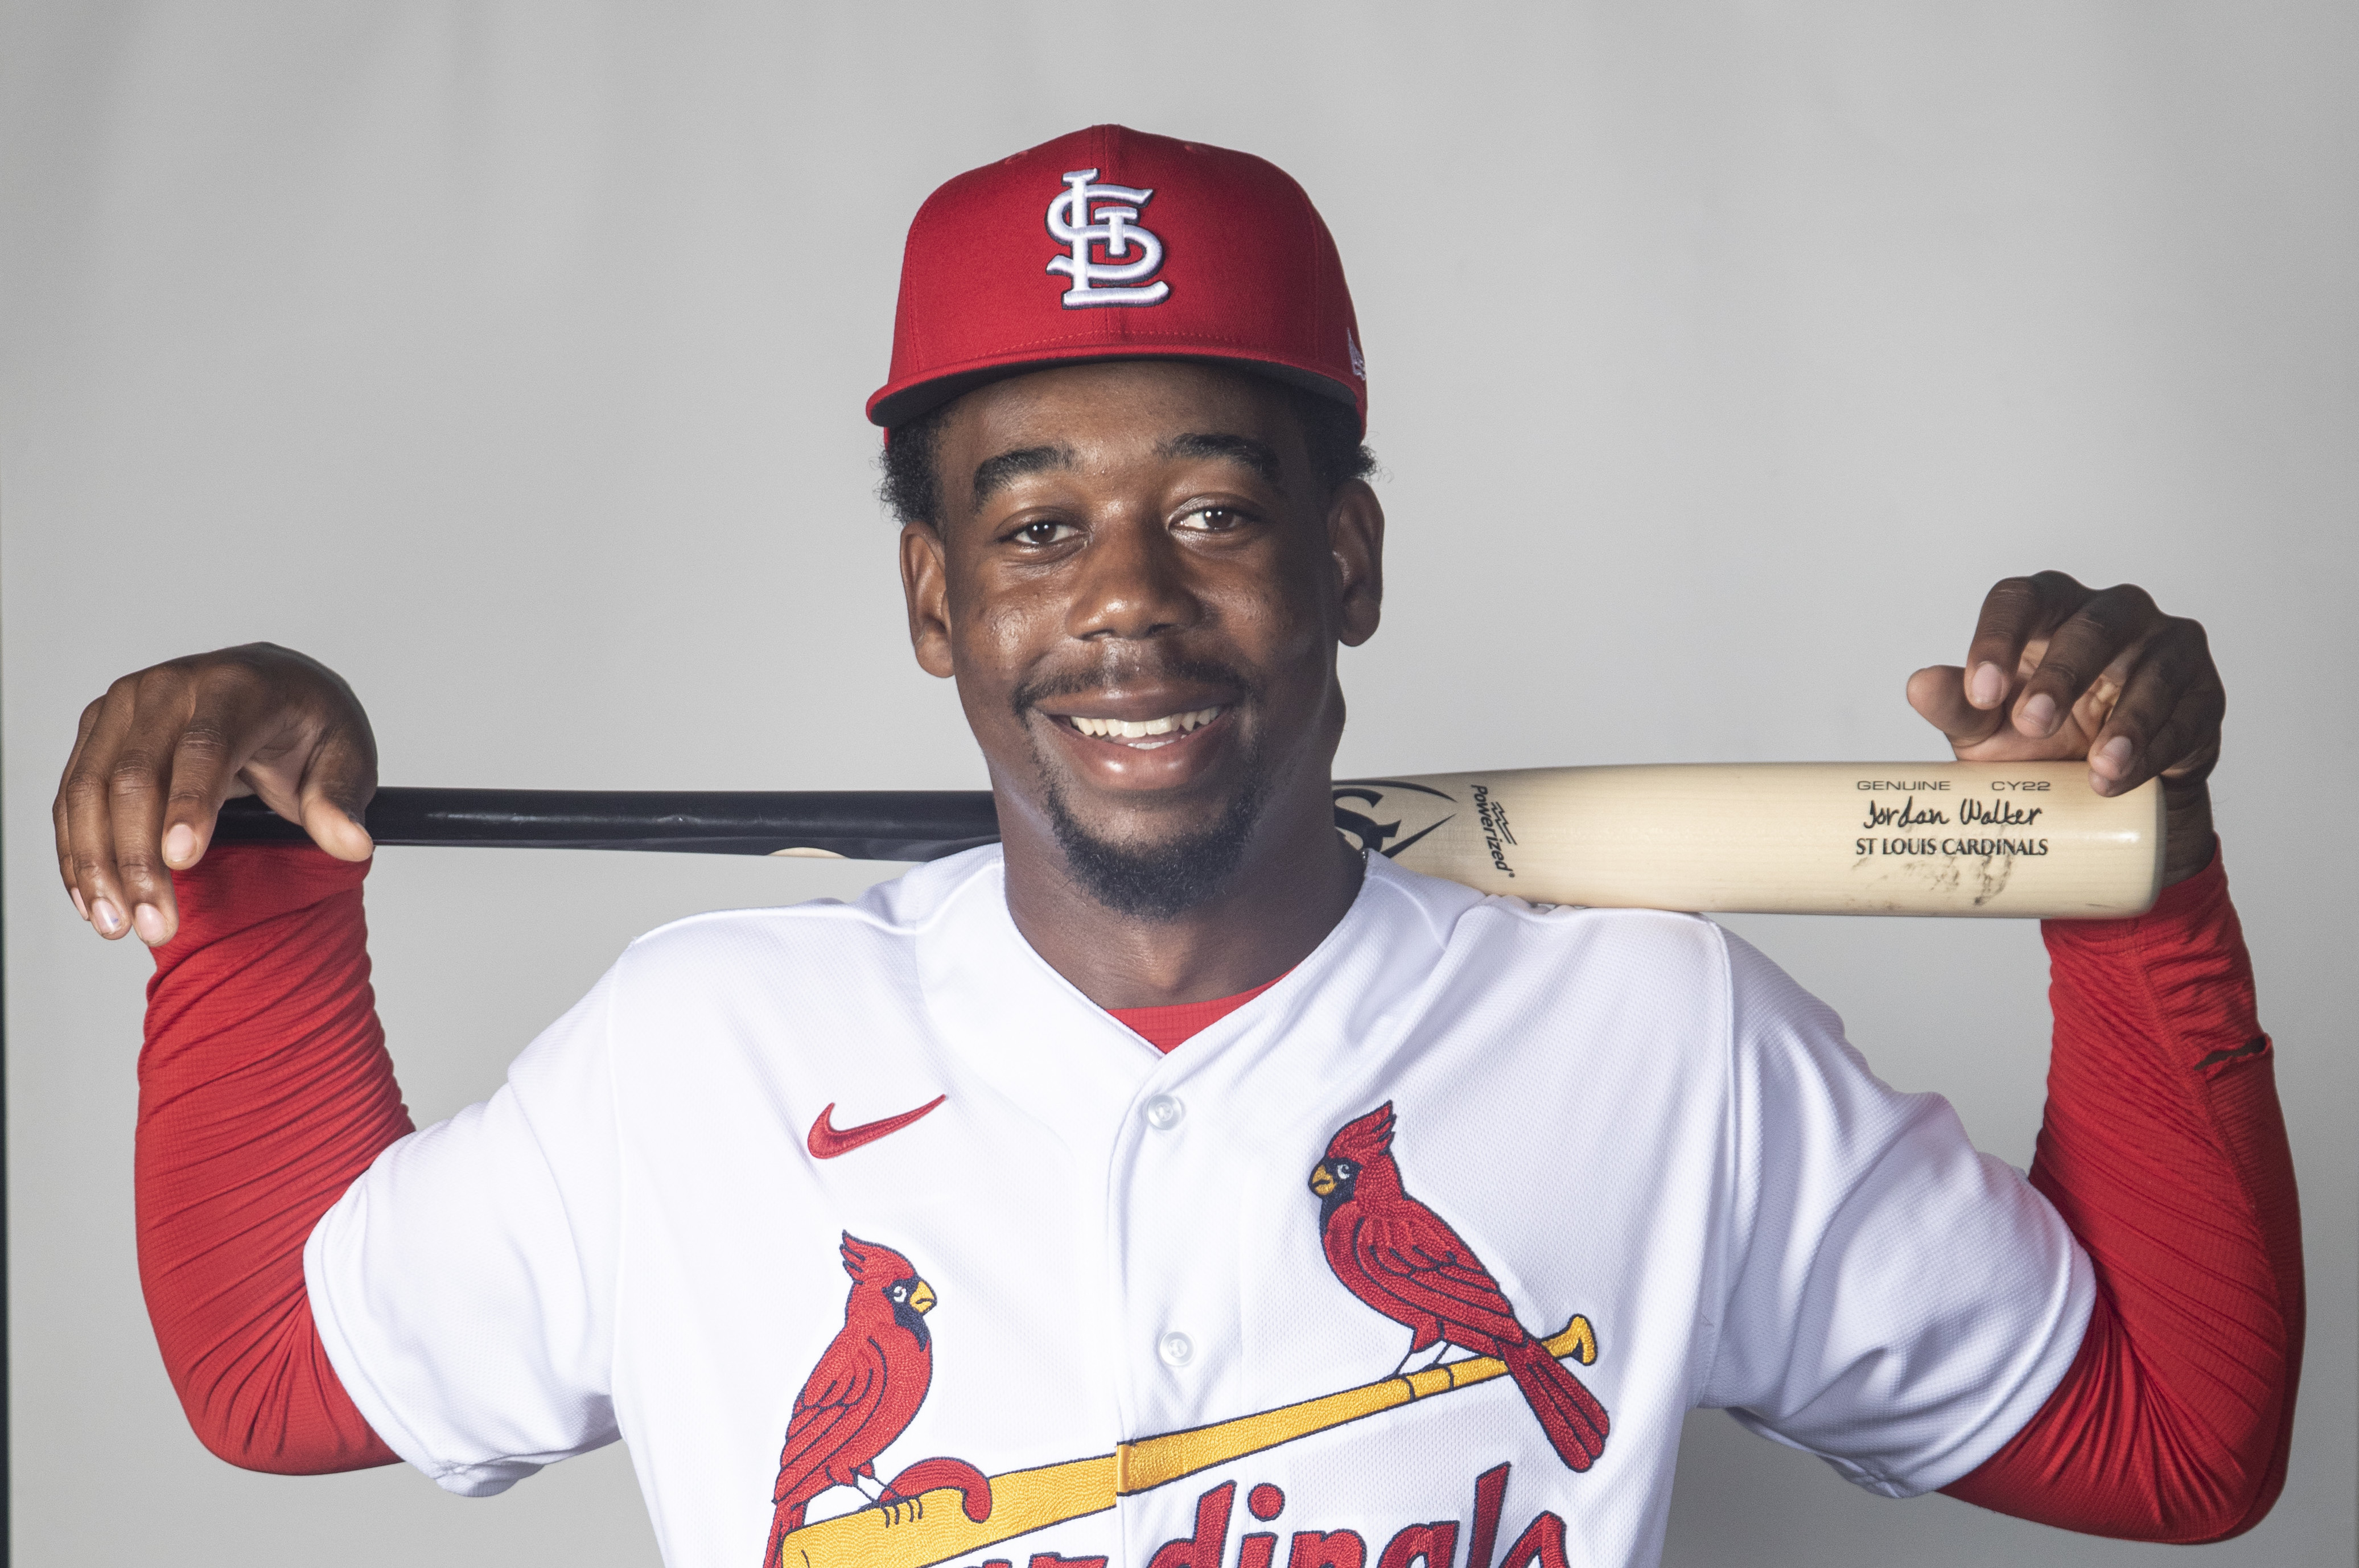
[2,4,2350,1565]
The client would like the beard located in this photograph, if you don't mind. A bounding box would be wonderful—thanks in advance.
[1036,748,1270,921]
[1015,658,1273,922]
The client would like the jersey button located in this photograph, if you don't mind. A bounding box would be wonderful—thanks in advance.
[1144,1094,1185,1131]
[1158,1331,1195,1368]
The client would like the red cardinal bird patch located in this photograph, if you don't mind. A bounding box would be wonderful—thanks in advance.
[762,1234,990,1567]
[1310,1102,1611,1472]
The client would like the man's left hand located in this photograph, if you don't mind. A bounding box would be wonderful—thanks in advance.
[1907,571,2222,886]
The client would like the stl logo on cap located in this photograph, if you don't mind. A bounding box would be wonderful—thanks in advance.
[1045,168,1170,308]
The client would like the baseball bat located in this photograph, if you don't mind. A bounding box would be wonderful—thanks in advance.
[211,762,2163,917]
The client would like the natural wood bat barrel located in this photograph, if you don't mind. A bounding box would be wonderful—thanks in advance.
[1331,762,2163,917]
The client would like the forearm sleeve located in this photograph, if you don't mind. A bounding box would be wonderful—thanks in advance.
[1942,847,2302,1540]
[139,841,413,1472]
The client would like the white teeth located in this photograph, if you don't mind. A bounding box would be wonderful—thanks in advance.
[1067,707,1221,740]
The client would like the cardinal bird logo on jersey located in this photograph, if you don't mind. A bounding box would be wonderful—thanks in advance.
[1311,1103,1611,1472]
[763,1234,982,1566]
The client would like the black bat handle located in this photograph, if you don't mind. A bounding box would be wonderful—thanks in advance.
[211,787,1003,862]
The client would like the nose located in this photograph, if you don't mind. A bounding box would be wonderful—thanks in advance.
[1065,515,1199,643]
[1309,1163,1336,1197]
[909,1280,937,1315]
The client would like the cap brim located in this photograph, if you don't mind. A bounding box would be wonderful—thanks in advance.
[870,349,1361,433]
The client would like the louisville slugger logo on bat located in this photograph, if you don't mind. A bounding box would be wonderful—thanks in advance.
[1331,779,1456,861]
[1335,780,1523,881]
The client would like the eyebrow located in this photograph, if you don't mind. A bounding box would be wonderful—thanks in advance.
[1159,431,1283,489]
[970,444,1076,509]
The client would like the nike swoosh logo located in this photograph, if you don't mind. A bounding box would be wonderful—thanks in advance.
[807,1094,948,1160]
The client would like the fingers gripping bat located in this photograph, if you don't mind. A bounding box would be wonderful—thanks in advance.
[213,762,2162,918]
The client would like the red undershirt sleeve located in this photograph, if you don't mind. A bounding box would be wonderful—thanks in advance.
[139,841,410,1473]
[1942,846,2302,1541]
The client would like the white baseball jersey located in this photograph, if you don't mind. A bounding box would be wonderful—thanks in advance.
[306,847,2091,1568]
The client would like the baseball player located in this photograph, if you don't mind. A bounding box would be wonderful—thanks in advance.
[57,127,2297,1568]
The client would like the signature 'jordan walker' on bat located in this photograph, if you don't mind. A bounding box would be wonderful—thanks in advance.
[58,125,2298,1568]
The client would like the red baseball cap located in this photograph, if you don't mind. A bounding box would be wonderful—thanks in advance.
[868,125,1366,434]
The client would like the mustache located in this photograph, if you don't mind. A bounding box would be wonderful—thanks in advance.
[1010,653,1261,718]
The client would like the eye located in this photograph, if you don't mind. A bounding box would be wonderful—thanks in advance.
[889,1285,907,1301]
[1174,504,1252,533]
[1006,518,1079,548]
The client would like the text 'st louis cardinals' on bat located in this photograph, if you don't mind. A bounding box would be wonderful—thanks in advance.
[211,762,2162,919]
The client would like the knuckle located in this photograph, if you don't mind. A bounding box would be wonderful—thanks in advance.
[2084,586,2154,632]
[2029,649,2088,688]
[2116,688,2165,728]
[204,645,277,683]
[62,767,109,807]
[1976,577,2041,624]
[105,754,162,798]
[2150,636,2202,680]
[2077,610,2136,646]
[132,665,194,712]
[174,721,233,766]
[2138,623,2211,684]
[1971,586,2040,647]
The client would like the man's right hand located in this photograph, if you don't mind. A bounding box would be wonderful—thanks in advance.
[53,644,376,946]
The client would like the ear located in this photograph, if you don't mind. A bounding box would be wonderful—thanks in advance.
[899,521,957,679]
[1326,479,1385,648]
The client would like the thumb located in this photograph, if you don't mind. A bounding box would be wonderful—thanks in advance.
[1907,665,2008,750]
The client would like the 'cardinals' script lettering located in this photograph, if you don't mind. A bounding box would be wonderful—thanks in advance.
[1111,1467,1572,1568]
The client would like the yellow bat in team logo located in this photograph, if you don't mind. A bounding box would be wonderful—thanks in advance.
[772,1318,1599,1568]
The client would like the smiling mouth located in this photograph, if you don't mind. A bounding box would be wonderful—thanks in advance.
[1059,706,1224,749]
